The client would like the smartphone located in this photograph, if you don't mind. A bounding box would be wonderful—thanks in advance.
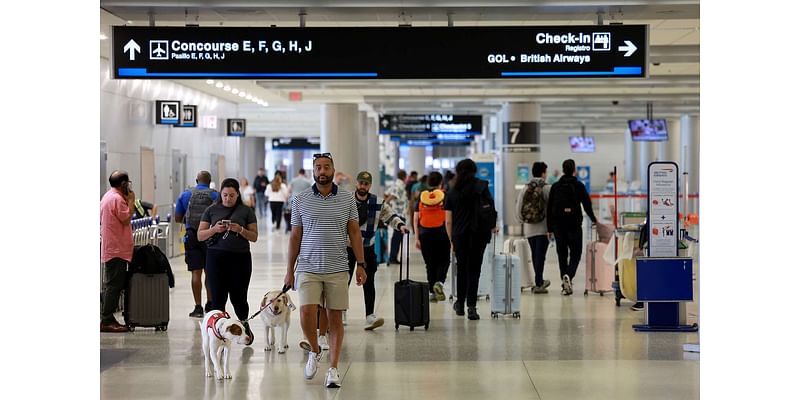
[122,182,131,196]
[220,220,231,227]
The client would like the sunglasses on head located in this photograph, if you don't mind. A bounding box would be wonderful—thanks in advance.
[313,152,332,161]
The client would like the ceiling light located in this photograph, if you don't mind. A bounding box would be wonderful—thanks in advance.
[246,95,253,100]
[206,79,215,85]
[127,20,133,24]
[263,102,269,107]
[231,88,239,94]
[223,85,231,91]
[100,33,108,40]
[238,92,247,97]
[215,82,224,88]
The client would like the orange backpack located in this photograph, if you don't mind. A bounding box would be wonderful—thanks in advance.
[418,190,446,228]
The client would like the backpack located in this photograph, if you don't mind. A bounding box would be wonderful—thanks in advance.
[130,244,175,288]
[549,181,581,224]
[186,188,215,230]
[418,190,446,228]
[473,181,497,233]
[519,180,546,223]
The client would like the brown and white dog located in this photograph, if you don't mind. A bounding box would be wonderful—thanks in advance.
[259,290,295,354]
[200,310,248,380]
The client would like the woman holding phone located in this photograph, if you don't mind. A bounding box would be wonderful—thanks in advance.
[197,178,258,345]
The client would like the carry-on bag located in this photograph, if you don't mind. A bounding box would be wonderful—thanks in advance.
[124,272,170,331]
[490,235,522,318]
[583,226,614,296]
[394,234,430,331]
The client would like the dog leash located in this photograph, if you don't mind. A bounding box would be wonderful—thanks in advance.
[241,284,291,323]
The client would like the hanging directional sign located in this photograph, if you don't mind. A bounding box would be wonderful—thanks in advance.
[112,25,647,79]
[379,114,482,134]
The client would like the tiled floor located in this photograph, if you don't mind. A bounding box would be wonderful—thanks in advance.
[100,221,699,399]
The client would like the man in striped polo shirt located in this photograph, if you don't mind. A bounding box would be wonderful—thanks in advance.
[285,152,367,389]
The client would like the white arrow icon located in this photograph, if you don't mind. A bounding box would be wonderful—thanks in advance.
[618,40,637,57]
[124,39,141,61]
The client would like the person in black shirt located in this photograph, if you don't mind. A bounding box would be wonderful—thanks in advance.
[546,159,598,295]
[253,168,270,218]
[444,159,496,320]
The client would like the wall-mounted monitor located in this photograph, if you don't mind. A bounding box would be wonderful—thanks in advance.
[227,119,246,137]
[174,105,197,128]
[155,100,181,125]
[628,119,668,142]
[569,136,595,153]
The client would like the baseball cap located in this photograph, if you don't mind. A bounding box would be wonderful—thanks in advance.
[356,171,372,184]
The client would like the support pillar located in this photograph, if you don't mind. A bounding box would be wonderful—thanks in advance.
[499,103,541,235]
[408,147,426,175]
[321,104,359,188]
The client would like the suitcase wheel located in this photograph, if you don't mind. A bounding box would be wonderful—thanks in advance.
[448,294,454,303]
[395,324,399,330]
[485,295,490,301]
[491,312,498,319]
[600,292,604,296]
[424,324,429,331]
[513,312,520,319]
[128,326,135,332]
[157,324,168,332]
[584,290,588,296]
[410,326,414,331]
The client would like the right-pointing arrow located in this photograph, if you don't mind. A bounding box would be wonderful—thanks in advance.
[123,39,141,61]
[618,40,637,57]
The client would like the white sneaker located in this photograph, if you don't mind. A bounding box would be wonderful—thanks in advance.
[318,335,329,351]
[342,310,347,326]
[364,314,384,331]
[325,367,341,388]
[304,351,322,380]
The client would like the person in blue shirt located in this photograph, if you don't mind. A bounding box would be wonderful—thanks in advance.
[174,171,220,318]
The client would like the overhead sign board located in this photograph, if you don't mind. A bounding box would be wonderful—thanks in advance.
[271,137,321,150]
[380,114,482,135]
[112,25,647,80]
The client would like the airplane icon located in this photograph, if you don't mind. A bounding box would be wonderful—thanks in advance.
[150,40,169,60]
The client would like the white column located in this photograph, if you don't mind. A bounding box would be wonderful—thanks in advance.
[366,116,379,178]
[321,103,360,182]
[667,118,682,164]
[408,147,426,175]
[499,102,541,235]
[241,137,265,183]
[358,111,369,173]
[638,141,654,191]
[624,126,636,188]
[291,150,303,178]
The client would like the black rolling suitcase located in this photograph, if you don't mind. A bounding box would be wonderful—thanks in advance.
[124,244,172,331]
[394,235,430,331]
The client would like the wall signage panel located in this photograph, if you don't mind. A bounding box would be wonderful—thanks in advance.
[113,25,647,80]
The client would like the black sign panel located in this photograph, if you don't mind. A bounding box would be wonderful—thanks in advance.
[271,138,321,150]
[174,105,197,128]
[155,100,181,124]
[379,114,482,135]
[503,122,540,145]
[112,25,647,79]
[227,119,246,137]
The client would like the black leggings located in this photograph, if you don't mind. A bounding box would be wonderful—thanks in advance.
[452,233,489,307]
[419,229,450,292]
[205,248,252,321]
[554,226,583,281]
[270,202,284,228]
[347,245,378,316]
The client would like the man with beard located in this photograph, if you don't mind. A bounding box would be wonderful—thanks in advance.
[284,152,367,389]
[346,171,408,330]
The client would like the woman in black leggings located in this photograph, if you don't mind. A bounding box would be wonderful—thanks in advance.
[267,172,289,230]
[197,178,259,344]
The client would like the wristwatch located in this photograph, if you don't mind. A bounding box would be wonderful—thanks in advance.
[356,261,366,267]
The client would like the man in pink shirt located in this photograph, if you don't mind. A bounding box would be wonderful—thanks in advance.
[100,171,136,333]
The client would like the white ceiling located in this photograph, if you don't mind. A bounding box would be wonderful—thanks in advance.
[99,1,700,138]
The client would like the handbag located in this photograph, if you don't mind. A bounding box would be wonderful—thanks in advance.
[205,206,238,247]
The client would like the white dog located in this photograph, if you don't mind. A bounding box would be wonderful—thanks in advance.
[259,290,295,354]
[200,310,248,380]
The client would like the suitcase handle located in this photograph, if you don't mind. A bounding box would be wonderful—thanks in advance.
[399,231,411,281]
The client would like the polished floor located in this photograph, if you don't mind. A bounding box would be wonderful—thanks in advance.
[100,220,699,399]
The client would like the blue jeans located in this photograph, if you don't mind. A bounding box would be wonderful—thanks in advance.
[527,235,550,287]
[255,192,267,217]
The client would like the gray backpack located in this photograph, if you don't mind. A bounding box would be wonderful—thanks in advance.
[186,188,215,230]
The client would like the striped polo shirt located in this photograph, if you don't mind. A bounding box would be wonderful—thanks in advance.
[291,183,358,274]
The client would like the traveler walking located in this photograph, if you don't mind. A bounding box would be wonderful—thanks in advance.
[284,152,367,389]
[547,159,598,295]
[414,171,450,302]
[267,172,289,231]
[386,170,409,265]
[515,162,552,293]
[174,171,219,318]
[196,178,258,345]
[100,171,136,333]
[445,159,497,320]
[253,167,270,218]
[348,171,408,330]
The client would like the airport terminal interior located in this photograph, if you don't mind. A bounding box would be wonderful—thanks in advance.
[99,1,701,399]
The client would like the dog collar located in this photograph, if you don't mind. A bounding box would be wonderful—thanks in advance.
[207,311,231,340]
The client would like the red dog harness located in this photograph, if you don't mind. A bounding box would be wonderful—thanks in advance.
[206,311,231,340]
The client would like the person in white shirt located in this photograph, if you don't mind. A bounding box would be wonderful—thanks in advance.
[240,177,256,209]
[267,172,290,230]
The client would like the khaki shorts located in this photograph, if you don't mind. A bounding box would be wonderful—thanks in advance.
[296,271,349,310]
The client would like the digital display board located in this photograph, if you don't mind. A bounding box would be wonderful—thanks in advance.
[271,137,320,150]
[112,25,647,80]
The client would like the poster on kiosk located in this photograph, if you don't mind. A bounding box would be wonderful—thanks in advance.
[647,162,679,257]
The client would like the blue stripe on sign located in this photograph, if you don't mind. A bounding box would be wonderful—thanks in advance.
[118,68,378,78]
[501,66,642,77]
